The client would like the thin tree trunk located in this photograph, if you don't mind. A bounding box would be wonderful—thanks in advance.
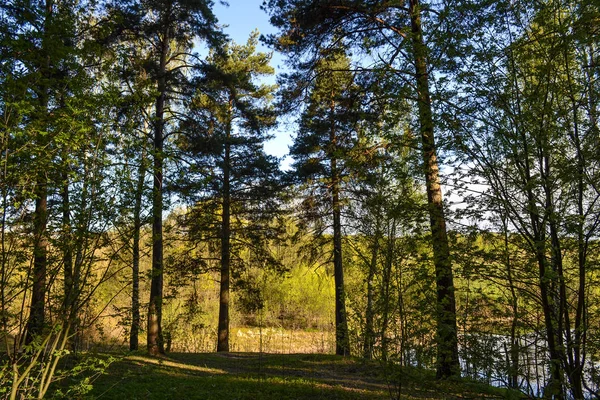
[0,140,7,339]
[528,153,562,398]
[516,126,563,399]
[67,156,93,352]
[501,23,564,397]
[130,148,145,351]
[563,45,587,400]
[569,130,586,400]
[379,219,396,362]
[409,0,459,379]
[532,81,564,398]
[217,108,232,353]
[533,238,564,399]
[62,168,73,317]
[363,220,380,360]
[502,214,519,389]
[148,25,169,356]
[395,239,408,366]
[330,94,349,356]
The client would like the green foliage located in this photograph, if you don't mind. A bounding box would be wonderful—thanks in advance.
[178,31,284,280]
[287,48,363,230]
[50,354,117,399]
[0,326,116,400]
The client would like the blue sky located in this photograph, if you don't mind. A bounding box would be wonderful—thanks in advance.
[213,1,293,165]
[213,1,276,52]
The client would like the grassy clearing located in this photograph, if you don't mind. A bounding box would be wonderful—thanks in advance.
[86,352,519,399]
[163,327,336,354]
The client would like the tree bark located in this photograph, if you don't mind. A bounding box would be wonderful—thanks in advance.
[26,181,47,344]
[330,94,349,356]
[147,25,169,356]
[62,167,73,316]
[562,48,586,400]
[501,215,519,389]
[363,215,381,360]
[569,125,586,400]
[380,219,396,362]
[217,107,233,353]
[26,0,54,345]
[130,149,145,351]
[409,0,459,379]
[522,141,562,397]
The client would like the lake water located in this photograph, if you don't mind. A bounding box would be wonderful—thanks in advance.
[458,332,600,398]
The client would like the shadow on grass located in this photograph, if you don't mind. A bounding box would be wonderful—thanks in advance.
[88,353,517,400]
[90,353,387,400]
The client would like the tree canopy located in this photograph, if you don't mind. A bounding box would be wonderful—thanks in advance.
[1,0,600,399]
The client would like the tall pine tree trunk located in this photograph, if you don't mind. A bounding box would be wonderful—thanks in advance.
[409,0,459,378]
[332,174,348,355]
[330,95,349,356]
[148,26,169,356]
[217,109,232,352]
[26,0,54,346]
[27,181,47,344]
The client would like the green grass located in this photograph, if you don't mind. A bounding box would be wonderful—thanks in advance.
[85,352,520,400]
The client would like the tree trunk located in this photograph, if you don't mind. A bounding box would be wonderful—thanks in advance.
[68,159,92,352]
[217,110,232,353]
[562,51,586,400]
[0,150,7,337]
[569,132,586,400]
[570,110,587,400]
[147,26,169,356]
[409,0,459,379]
[130,149,145,351]
[502,214,519,389]
[532,237,563,398]
[26,180,47,344]
[363,216,381,359]
[330,94,349,356]
[379,219,395,362]
[527,153,562,397]
[25,0,54,347]
[62,168,73,316]
[332,182,348,356]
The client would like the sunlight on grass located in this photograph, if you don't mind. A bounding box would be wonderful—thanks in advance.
[89,353,516,399]
[126,355,227,375]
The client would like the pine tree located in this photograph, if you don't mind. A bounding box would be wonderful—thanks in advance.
[287,48,363,356]
[263,0,460,374]
[180,32,281,352]
[122,0,222,355]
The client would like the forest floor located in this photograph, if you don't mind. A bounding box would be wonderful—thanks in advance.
[86,352,522,399]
